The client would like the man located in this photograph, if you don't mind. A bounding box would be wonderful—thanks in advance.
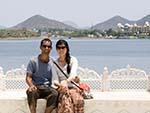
[26,38,59,113]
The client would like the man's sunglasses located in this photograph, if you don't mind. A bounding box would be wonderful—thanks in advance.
[42,45,52,48]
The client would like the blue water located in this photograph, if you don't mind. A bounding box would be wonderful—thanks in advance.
[0,38,150,74]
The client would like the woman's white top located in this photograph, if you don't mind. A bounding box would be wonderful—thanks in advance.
[55,56,78,83]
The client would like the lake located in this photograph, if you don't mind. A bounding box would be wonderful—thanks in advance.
[0,38,150,74]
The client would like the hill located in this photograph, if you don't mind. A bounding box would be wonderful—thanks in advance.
[92,16,135,30]
[11,15,76,30]
[92,14,150,31]
[62,20,79,28]
[136,15,150,25]
[0,25,6,29]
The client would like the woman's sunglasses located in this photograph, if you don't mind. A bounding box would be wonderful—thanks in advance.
[57,46,66,49]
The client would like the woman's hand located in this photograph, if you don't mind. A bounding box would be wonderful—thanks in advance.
[57,85,68,94]
[73,76,80,83]
[60,80,68,87]
[56,80,68,94]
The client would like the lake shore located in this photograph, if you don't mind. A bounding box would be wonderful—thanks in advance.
[0,36,43,40]
[1,36,150,42]
[0,36,95,41]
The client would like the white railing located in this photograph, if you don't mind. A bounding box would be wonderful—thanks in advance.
[77,67,102,91]
[109,65,149,91]
[0,65,149,92]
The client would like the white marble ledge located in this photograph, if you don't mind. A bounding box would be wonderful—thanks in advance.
[1,91,150,113]
[0,90,26,100]
[91,91,150,101]
[1,90,150,101]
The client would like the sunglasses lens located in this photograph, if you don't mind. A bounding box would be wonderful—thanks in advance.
[57,46,66,49]
[42,45,51,48]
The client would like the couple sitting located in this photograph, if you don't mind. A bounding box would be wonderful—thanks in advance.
[26,38,86,113]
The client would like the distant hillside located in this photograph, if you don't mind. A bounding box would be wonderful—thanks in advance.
[11,15,76,30]
[136,15,150,25]
[7,14,150,31]
[92,16,135,30]
[92,14,150,31]
[0,25,6,29]
[62,21,79,28]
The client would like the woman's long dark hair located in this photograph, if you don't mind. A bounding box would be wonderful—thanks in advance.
[56,39,71,74]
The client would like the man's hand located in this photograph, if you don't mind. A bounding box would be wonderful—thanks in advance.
[28,85,37,92]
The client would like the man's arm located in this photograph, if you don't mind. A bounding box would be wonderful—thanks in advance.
[26,73,37,91]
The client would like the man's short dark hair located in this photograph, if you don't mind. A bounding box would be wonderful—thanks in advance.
[40,38,52,47]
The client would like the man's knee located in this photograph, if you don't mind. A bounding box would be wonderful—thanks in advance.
[48,89,58,100]
[52,89,58,97]
[27,90,38,98]
[46,89,58,107]
[26,90,38,106]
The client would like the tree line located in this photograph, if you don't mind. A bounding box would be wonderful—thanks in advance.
[0,28,150,39]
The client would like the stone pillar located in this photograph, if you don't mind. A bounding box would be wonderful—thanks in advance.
[0,66,5,91]
[147,75,150,91]
[102,67,110,92]
[0,67,4,76]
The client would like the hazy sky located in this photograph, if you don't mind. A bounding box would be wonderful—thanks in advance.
[0,0,149,27]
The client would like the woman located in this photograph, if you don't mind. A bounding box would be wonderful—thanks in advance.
[54,39,84,113]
